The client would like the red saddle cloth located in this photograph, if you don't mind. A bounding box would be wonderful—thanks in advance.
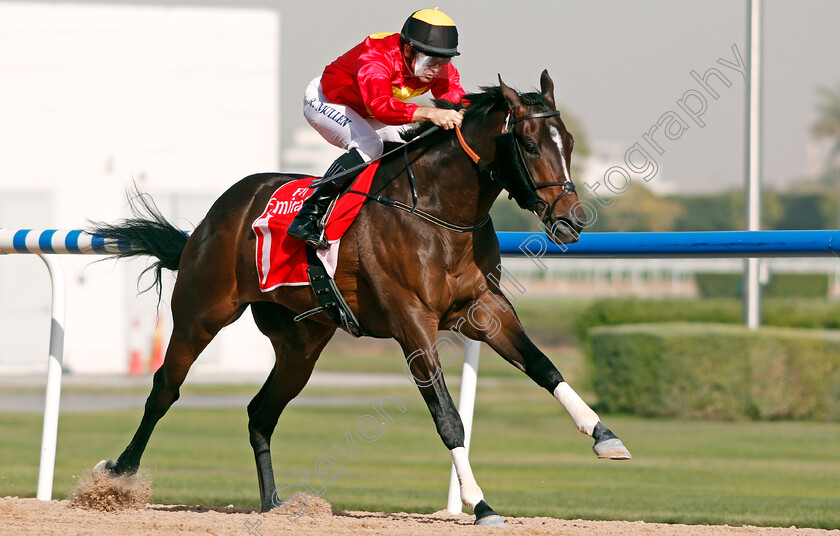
[253,161,380,290]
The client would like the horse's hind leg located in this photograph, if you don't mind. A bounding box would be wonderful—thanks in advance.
[247,302,336,512]
[98,284,247,477]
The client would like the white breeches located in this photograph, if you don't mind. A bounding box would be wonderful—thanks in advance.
[303,76,411,162]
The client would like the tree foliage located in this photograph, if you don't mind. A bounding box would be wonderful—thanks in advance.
[586,183,684,232]
[812,84,840,161]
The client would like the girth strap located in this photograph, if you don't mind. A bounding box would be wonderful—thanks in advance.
[295,248,369,337]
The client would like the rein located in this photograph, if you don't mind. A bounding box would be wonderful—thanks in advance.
[310,125,442,187]
[354,194,491,232]
[342,126,492,233]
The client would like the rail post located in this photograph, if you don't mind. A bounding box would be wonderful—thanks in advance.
[35,254,66,501]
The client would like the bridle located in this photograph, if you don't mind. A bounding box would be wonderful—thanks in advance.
[456,108,577,223]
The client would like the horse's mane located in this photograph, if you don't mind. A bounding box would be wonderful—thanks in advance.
[401,84,551,143]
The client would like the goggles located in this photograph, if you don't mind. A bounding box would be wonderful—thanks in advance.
[412,51,451,78]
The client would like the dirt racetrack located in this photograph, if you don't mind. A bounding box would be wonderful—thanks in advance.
[2,496,838,536]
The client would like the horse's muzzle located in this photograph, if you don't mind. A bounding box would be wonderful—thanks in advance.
[532,196,586,245]
[544,216,583,245]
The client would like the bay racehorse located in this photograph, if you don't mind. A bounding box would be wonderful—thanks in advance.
[91,70,630,526]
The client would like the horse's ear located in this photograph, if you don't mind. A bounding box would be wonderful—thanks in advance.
[498,74,524,115]
[540,69,556,107]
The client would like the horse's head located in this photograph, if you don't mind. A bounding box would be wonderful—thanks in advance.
[493,70,585,245]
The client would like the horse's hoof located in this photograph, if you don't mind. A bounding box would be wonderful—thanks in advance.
[473,499,505,527]
[475,514,505,527]
[93,459,117,475]
[593,438,632,460]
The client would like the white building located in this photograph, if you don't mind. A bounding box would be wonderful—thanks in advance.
[0,1,281,375]
[283,128,344,178]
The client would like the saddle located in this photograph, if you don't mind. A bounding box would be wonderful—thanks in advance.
[252,164,380,337]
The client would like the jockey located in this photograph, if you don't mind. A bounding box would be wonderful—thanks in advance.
[287,8,467,249]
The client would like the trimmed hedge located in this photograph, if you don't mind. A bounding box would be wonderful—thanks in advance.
[694,273,742,298]
[589,323,840,421]
[694,272,829,298]
[765,273,830,298]
[574,298,840,344]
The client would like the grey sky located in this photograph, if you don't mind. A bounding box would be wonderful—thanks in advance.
[278,0,840,194]
[6,0,836,194]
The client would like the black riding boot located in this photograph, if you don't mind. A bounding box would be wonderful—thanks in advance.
[287,148,366,249]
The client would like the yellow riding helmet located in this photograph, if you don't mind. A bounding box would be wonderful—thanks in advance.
[400,8,459,57]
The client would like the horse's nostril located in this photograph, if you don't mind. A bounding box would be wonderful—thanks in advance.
[573,208,587,228]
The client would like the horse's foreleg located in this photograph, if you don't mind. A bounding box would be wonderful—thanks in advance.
[451,295,631,460]
[399,326,505,527]
[247,358,320,512]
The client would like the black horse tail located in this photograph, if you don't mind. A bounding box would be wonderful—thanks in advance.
[88,190,188,300]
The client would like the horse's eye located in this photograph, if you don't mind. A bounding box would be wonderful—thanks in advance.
[523,142,538,154]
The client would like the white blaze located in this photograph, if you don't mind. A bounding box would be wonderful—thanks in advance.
[549,125,571,184]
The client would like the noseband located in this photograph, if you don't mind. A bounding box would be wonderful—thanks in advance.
[456,109,577,222]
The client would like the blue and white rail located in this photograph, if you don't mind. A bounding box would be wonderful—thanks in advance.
[0,228,130,255]
[6,228,840,257]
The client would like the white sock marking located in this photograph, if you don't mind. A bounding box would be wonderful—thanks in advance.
[451,446,484,510]
[554,382,600,436]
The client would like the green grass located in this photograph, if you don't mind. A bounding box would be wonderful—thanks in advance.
[1,381,839,529]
